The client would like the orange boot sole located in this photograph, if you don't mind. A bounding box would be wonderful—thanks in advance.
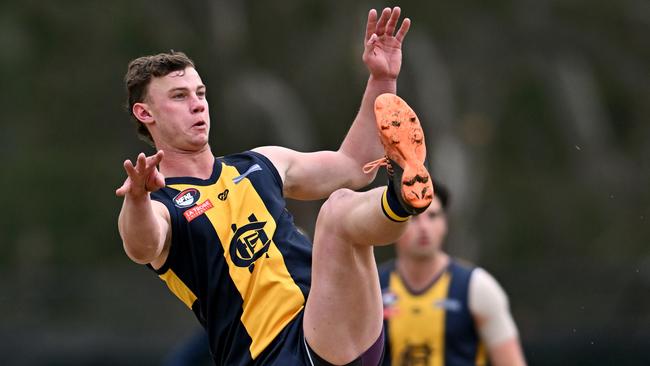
[374,93,433,213]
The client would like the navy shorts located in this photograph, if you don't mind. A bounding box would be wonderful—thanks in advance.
[257,311,385,366]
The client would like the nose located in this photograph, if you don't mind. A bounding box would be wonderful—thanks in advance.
[190,94,206,114]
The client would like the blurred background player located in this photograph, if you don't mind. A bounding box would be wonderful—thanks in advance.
[379,181,527,366]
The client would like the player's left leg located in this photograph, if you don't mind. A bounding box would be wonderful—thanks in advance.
[303,94,432,365]
[303,187,405,365]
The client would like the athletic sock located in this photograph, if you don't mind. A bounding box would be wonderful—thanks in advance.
[381,179,411,222]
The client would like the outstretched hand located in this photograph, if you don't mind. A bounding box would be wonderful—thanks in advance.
[362,7,411,81]
[116,151,166,197]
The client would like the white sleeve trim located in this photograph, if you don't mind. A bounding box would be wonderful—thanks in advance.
[468,268,519,348]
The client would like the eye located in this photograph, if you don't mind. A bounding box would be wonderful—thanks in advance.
[428,211,443,219]
[197,90,206,98]
[172,92,186,99]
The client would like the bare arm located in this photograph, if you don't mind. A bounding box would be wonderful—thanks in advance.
[469,268,527,366]
[255,7,411,200]
[486,339,527,366]
[116,151,171,269]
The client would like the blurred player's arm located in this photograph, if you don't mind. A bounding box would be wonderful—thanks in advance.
[469,268,527,366]
[116,151,171,269]
[254,7,411,200]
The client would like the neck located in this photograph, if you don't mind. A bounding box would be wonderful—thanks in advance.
[397,252,449,292]
[158,144,215,179]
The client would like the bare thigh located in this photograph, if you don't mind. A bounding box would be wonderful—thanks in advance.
[303,188,405,365]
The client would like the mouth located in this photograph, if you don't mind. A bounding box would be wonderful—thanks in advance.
[192,121,207,128]
[417,237,430,246]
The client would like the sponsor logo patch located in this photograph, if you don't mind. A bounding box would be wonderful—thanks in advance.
[183,199,214,222]
[173,188,200,208]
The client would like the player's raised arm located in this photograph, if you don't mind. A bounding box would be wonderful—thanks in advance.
[340,6,411,163]
[116,151,171,267]
[256,7,412,200]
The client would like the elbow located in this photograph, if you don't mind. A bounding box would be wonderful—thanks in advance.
[338,151,379,189]
[123,241,159,265]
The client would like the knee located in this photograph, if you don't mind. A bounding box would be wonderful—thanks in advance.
[319,188,353,216]
[316,188,354,233]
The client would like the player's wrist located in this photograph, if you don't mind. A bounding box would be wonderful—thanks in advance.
[368,75,397,87]
[125,188,151,203]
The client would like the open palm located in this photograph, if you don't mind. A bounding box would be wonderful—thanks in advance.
[363,7,411,80]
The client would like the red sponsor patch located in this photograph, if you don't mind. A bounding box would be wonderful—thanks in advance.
[183,199,214,222]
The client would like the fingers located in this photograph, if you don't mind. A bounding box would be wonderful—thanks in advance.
[385,6,401,37]
[375,7,391,37]
[123,159,137,177]
[119,151,165,196]
[395,17,411,43]
[371,7,409,41]
[146,169,166,192]
[136,153,147,173]
[365,9,377,41]
[147,150,165,167]
[366,33,378,48]
[116,179,130,197]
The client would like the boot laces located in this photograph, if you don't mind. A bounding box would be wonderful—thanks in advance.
[362,156,394,175]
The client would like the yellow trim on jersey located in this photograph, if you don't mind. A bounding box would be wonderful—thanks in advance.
[388,271,452,366]
[170,163,305,359]
[159,269,197,309]
[382,189,410,222]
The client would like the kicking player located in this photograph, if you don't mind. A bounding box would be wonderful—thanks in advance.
[379,182,527,366]
[116,7,433,365]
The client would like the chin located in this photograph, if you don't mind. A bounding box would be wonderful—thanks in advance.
[410,249,436,259]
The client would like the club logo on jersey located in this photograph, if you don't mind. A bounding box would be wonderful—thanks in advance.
[173,188,201,208]
[434,298,462,312]
[230,213,272,272]
[400,343,433,365]
[218,189,229,201]
[232,164,262,184]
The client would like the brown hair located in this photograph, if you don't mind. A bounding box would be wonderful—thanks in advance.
[124,51,195,146]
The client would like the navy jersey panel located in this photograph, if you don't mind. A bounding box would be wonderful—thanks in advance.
[445,261,481,366]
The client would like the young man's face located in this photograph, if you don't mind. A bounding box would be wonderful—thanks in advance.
[396,196,448,259]
[143,67,210,151]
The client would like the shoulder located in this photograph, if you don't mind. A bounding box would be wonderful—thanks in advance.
[468,267,510,316]
[469,267,504,292]
[450,257,477,273]
[447,258,477,288]
[250,146,289,175]
[218,150,284,188]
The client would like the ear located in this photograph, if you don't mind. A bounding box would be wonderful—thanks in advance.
[132,103,155,124]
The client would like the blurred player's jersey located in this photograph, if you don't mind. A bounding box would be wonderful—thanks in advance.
[149,151,312,365]
[379,260,487,366]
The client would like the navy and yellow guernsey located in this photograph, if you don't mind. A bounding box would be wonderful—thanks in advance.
[379,260,487,366]
[148,151,313,365]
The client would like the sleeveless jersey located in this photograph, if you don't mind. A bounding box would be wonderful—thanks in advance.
[379,260,487,366]
[148,151,313,365]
